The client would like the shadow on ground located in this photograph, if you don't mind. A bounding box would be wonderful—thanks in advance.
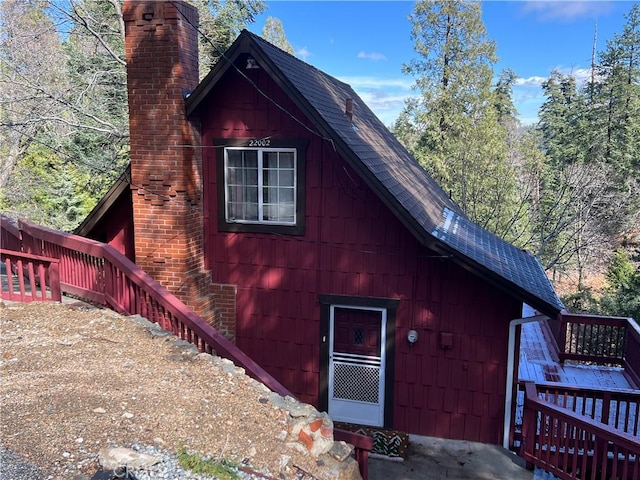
[369,435,533,480]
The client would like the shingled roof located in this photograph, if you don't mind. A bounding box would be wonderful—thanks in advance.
[187,30,564,317]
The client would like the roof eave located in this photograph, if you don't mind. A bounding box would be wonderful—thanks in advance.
[75,165,131,236]
[427,240,562,318]
[186,34,253,117]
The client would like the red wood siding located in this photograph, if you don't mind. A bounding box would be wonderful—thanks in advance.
[84,191,135,261]
[200,66,522,444]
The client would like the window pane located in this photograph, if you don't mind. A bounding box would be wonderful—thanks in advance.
[264,167,279,187]
[279,187,294,203]
[262,204,273,221]
[246,166,258,186]
[228,200,258,221]
[279,152,294,168]
[227,150,243,167]
[245,202,258,220]
[279,170,294,186]
[279,205,295,223]
[263,151,277,169]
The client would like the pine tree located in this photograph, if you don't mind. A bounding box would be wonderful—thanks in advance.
[261,16,294,54]
[395,0,520,240]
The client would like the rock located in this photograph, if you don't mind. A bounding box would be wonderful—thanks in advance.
[311,453,361,480]
[329,441,355,462]
[92,407,106,414]
[172,339,199,355]
[289,412,334,458]
[278,455,291,471]
[98,447,160,470]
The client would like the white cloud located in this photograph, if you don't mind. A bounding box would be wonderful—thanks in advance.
[522,1,615,22]
[515,76,548,87]
[296,46,311,61]
[555,66,592,83]
[511,66,594,124]
[357,51,388,61]
[516,66,592,88]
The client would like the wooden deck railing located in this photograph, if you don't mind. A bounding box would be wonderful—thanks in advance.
[1,215,372,478]
[534,383,640,438]
[549,313,640,386]
[1,249,62,302]
[521,382,640,480]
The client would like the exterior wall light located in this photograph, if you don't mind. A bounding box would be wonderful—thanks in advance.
[407,329,418,344]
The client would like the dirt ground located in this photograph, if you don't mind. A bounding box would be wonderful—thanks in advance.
[0,301,329,479]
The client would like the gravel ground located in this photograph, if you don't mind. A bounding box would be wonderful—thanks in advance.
[0,302,330,480]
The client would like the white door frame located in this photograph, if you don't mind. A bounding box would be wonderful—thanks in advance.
[328,304,387,427]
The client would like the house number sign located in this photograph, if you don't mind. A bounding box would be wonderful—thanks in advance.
[248,139,271,147]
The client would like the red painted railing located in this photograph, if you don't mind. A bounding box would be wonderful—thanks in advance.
[14,218,291,396]
[1,215,22,252]
[549,313,640,386]
[534,383,640,438]
[1,249,62,302]
[1,216,372,478]
[521,382,640,480]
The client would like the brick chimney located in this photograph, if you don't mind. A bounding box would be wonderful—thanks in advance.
[123,1,236,339]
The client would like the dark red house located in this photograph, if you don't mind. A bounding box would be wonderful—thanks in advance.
[77,0,564,445]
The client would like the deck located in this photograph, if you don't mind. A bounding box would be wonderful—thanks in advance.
[519,320,636,391]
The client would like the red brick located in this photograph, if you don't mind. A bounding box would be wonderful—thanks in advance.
[309,418,323,433]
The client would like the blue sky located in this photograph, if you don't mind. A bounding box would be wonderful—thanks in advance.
[249,1,636,126]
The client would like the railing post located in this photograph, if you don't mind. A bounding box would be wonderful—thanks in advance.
[521,382,537,470]
[49,261,61,302]
[559,316,568,364]
[601,391,611,426]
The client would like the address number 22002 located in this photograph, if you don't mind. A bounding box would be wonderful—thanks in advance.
[248,139,271,147]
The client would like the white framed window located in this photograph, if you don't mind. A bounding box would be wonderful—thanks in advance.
[225,147,297,225]
[215,138,307,235]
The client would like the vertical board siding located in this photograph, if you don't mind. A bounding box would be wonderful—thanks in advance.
[201,67,521,444]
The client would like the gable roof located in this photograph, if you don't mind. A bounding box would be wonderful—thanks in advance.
[187,30,564,317]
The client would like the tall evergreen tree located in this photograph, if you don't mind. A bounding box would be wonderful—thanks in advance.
[394,0,520,240]
[261,16,294,55]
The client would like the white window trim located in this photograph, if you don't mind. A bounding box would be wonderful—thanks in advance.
[224,146,297,226]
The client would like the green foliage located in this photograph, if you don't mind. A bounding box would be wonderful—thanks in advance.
[561,287,600,315]
[0,144,96,230]
[607,249,637,289]
[599,249,640,319]
[261,16,294,54]
[1,0,264,230]
[176,444,241,480]
[395,0,521,240]
[192,0,266,72]
[394,0,639,304]
[532,3,640,281]
[493,68,519,125]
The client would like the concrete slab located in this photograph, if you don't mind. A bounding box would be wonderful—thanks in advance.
[368,435,533,480]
